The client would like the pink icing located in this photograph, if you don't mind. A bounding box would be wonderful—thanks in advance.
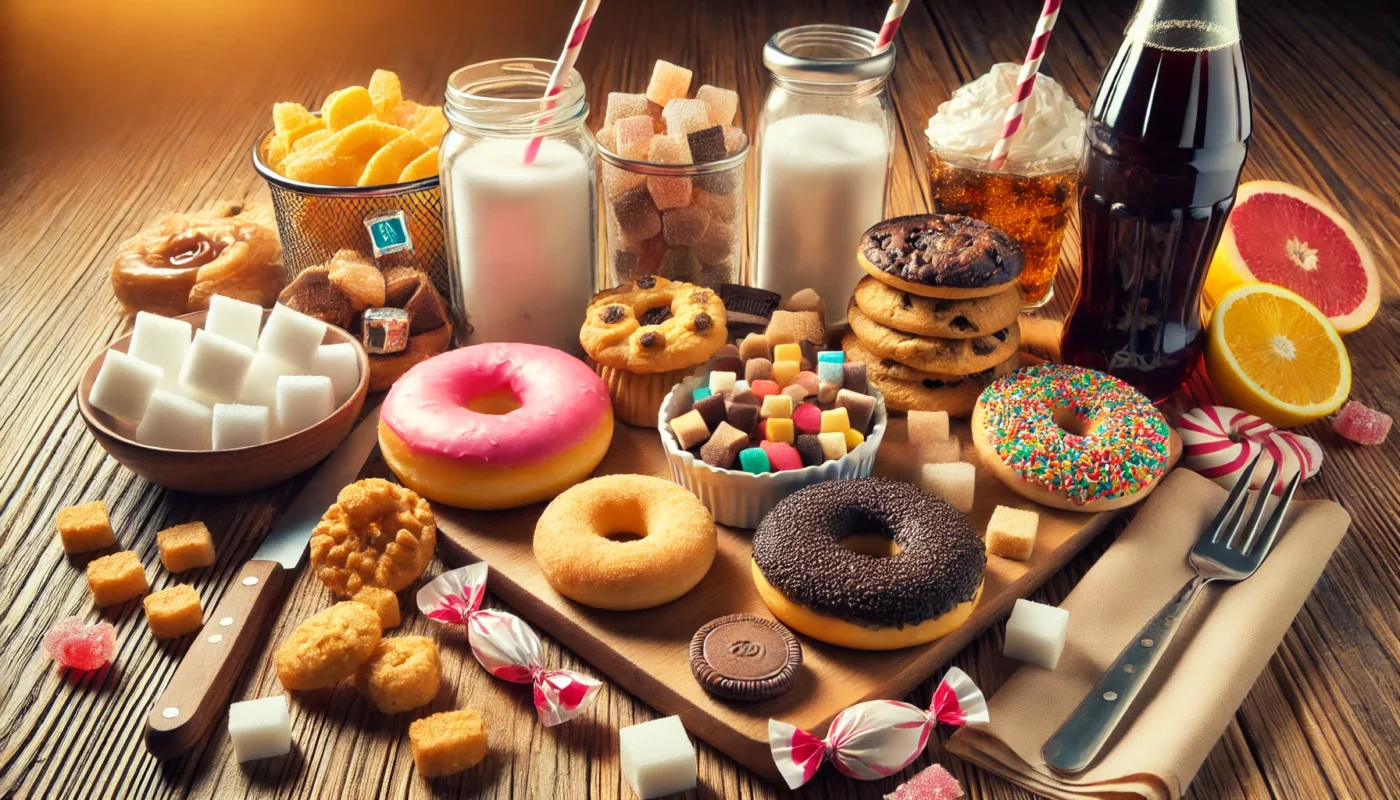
[381,343,611,467]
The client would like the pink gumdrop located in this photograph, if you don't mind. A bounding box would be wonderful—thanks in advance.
[1332,400,1392,446]
[793,402,823,436]
[43,617,116,671]
[886,763,964,800]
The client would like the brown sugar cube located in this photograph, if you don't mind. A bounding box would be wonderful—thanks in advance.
[738,333,771,362]
[724,402,759,435]
[143,584,203,639]
[986,505,1040,561]
[700,422,750,469]
[156,522,216,573]
[744,357,773,384]
[56,501,116,554]
[765,309,824,346]
[669,409,711,450]
[410,709,488,778]
[842,361,869,395]
[692,393,728,430]
[785,288,826,319]
[87,551,148,607]
[353,586,401,629]
[710,343,743,375]
[836,389,877,434]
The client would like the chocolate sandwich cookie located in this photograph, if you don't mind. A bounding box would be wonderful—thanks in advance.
[719,283,782,338]
[851,275,1022,339]
[843,333,1018,415]
[689,614,802,701]
[858,214,1024,299]
[847,302,1020,374]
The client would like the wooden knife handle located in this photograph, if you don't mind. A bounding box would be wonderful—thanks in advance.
[145,559,288,759]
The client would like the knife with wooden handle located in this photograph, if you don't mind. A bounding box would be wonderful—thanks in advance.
[144,405,382,759]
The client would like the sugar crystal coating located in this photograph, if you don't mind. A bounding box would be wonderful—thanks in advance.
[695,85,738,126]
[662,206,711,247]
[685,125,726,163]
[887,762,965,800]
[604,92,650,129]
[658,246,701,281]
[986,505,1039,561]
[143,584,203,639]
[693,218,735,265]
[44,616,117,671]
[1333,399,1392,445]
[645,61,693,106]
[90,349,163,421]
[612,185,663,242]
[86,551,148,607]
[616,115,656,160]
[662,99,711,135]
[56,501,115,555]
[157,521,217,572]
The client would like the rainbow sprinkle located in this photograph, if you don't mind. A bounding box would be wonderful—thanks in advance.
[978,364,1170,505]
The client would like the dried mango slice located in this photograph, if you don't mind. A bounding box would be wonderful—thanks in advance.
[283,118,327,149]
[291,129,329,153]
[273,102,316,137]
[322,86,375,132]
[399,147,439,183]
[391,100,422,129]
[265,135,289,171]
[282,120,406,186]
[359,132,432,187]
[369,70,403,122]
[411,106,448,147]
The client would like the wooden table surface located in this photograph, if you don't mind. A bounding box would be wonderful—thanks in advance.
[1,0,1396,797]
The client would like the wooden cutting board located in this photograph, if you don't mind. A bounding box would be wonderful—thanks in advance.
[433,417,1123,782]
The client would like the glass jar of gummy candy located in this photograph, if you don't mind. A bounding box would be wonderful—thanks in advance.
[441,58,598,353]
[598,132,749,290]
[754,24,896,325]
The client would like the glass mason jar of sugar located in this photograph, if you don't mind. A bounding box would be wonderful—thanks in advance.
[441,59,597,353]
[755,24,896,325]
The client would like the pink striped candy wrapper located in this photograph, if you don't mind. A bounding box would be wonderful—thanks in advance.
[417,563,602,726]
[1176,405,1323,495]
[769,667,987,789]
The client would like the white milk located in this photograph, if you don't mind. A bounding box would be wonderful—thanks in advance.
[756,114,889,323]
[450,138,593,352]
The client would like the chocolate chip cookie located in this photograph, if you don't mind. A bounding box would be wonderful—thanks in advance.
[858,214,1024,299]
[842,333,1019,415]
[847,302,1020,374]
[851,276,1022,339]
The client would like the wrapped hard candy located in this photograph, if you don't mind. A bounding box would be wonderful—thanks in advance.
[1176,406,1323,495]
[362,307,410,355]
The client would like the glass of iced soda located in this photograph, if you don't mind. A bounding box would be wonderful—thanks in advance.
[925,63,1085,308]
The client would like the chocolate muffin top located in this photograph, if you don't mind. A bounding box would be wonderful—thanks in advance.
[860,214,1024,289]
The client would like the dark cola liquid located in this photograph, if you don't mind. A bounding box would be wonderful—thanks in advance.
[1061,19,1251,402]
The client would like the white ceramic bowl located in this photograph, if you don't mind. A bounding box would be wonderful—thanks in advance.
[657,375,888,528]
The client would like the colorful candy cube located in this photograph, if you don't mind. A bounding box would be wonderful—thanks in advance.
[772,343,802,364]
[744,358,773,383]
[820,407,850,434]
[771,360,799,387]
[760,394,793,419]
[700,422,750,469]
[708,371,737,395]
[759,441,804,471]
[842,361,869,395]
[836,389,877,434]
[750,380,781,402]
[669,409,711,450]
[692,394,728,430]
[56,501,115,555]
[765,417,795,444]
[738,333,771,362]
[843,428,865,450]
[817,431,847,461]
[909,410,950,443]
[793,403,823,435]
[817,351,845,364]
[795,435,825,467]
[691,386,713,402]
[738,447,771,474]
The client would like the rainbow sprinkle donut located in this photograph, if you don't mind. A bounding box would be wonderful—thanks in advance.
[970,364,1173,512]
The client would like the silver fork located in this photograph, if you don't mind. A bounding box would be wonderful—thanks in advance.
[1041,454,1302,774]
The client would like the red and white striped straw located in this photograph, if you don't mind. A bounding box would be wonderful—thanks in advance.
[988,0,1063,171]
[523,0,602,164]
[871,0,911,55]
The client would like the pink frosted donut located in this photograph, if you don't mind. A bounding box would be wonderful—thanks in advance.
[379,343,614,510]
[1176,406,1322,495]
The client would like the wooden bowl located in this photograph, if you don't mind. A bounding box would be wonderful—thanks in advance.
[77,309,370,495]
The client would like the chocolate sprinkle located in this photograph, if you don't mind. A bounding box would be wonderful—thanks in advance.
[860,214,1024,288]
[752,478,985,628]
[599,304,626,324]
[689,614,802,701]
[693,311,713,332]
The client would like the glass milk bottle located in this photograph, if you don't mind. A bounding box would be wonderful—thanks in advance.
[755,25,896,324]
[441,59,597,353]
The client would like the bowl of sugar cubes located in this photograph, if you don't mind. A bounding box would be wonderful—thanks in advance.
[596,59,747,289]
[78,295,369,494]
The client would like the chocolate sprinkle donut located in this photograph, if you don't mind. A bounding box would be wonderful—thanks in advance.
[861,214,1024,289]
[752,478,985,628]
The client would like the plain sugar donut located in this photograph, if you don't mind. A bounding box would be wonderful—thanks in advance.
[971,364,1176,512]
[533,475,717,610]
[751,478,985,650]
[379,343,613,510]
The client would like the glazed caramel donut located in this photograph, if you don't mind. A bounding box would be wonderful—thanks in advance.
[533,475,717,610]
[751,478,985,650]
[111,205,284,316]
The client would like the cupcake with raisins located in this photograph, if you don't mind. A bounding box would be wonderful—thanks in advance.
[580,276,728,426]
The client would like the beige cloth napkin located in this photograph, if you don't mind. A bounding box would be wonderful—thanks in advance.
[947,469,1350,800]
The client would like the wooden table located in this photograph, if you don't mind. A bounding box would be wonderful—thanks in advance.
[1,0,1395,797]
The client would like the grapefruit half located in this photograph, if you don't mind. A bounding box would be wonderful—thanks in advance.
[1205,180,1378,333]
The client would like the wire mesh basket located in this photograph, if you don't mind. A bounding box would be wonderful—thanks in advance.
[251,130,451,297]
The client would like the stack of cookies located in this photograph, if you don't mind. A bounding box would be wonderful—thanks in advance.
[842,214,1023,416]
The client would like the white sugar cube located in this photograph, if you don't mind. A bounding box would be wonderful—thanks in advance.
[1004,598,1070,669]
[908,409,950,443]
[239,353,296,413]
[310,343,359,407]
[135,389,212,450]
[619,716,696,799]
[227,694,292,762]
[919,461,976,512]
[918,434,962,465]
[708,371,737,394]
[128,311,192,390]
[90,349,163,421]
[258,304,327,369]
[205,295,263,351]
[275,375,334,435]
[213,404,271,449]
[180,329,255,402]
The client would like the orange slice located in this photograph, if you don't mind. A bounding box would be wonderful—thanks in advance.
[1205,180,1379,333]
[1204,283,1351,427]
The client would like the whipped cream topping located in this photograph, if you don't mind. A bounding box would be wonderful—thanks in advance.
[925,63,1086,172]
